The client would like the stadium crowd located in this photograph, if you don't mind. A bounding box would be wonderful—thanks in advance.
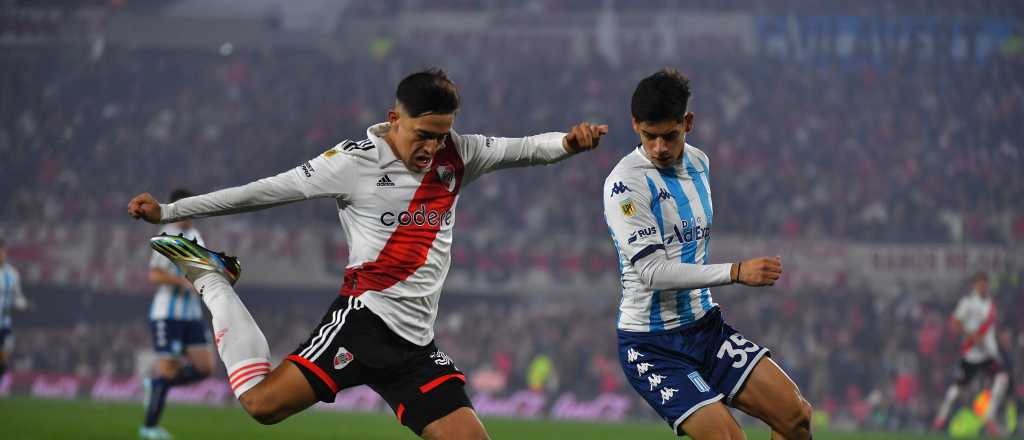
[2,41,1022,247]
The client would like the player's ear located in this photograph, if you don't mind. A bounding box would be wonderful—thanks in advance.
[387,108,400,125]
[683,112,694,133]
[631,117,641,134]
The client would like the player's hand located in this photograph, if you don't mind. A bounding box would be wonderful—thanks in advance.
[733,256,783,287]
[128,192,162,224]
[563,122,608,153]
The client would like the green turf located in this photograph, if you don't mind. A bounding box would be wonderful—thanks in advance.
[0,397,945,439]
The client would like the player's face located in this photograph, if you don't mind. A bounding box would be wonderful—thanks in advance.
[633,113,694,169]
[975,278,989,295]
[386,106,454,173]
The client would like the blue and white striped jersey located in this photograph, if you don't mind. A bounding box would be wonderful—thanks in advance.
[148,225,205,321]
[604,145,727,333]
[0,262,27,329]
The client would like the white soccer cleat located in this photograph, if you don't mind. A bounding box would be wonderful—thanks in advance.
[150,233,241,286]
[138,426,173,440]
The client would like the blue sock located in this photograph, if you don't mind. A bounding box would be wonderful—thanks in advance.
[166,364,205,386]
[143,378,169,427]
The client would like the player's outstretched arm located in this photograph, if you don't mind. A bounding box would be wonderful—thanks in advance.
[457,122,606,181]
[127,172,308,224]
[127,145,357,224]
[603,173,783,291]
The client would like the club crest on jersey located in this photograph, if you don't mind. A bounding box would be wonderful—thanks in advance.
[620,199,636,217]
[334,347,354,370]
[436,163,457,192]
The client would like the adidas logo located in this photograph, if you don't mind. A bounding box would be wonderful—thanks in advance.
[376,175,395,187]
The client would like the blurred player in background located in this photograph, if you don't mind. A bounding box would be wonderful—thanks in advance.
[128,68,605,439]
[933,271,1009,435]
[140,189,215,440]
[603,69,812,439]
[0,237,30,382]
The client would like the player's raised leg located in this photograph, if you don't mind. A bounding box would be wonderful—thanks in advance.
[150,234,316,423]
[731,357,812,440]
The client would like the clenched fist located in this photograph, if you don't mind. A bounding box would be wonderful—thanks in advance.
[127,192,163,224]
[732,256,783,287]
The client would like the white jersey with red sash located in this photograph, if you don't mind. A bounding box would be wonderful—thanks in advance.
[160,123,570,346]
[953,290,999,363]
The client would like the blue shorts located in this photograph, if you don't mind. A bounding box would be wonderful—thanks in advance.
[617,308,770,435]
[150,320,210,356]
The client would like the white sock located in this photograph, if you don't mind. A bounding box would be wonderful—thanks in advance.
[983,373,1009,423]
[195,273,271,399]
[935,384,960,424]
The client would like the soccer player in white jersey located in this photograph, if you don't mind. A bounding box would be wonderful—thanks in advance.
[603,69,812,439]
[933,272,1009,435]
[127,69,605,439]
[139,189,215,440]
[0,237,30,382]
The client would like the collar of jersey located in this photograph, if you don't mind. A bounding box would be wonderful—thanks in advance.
[367,122,402,169]
[634,144,706,177]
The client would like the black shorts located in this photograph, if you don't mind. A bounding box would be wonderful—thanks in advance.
[287,296,471,435]
[956,357,1004,386]
[0,327,10,353]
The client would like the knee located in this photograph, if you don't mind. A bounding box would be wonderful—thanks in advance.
[239,391,287,425]
[780,398,813,439]
[156,363,179,379]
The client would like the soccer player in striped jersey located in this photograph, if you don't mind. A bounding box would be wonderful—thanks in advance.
[140,189,215,440]
[128,68,605,439]
[933,272,1009,435]
[603,69,812,439]
[0,237,30,383]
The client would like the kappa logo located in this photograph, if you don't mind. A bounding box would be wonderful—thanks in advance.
[334,347,354,370]
[626,348,645,363]
[636,362,654,377]
[376,175,396,187]
[656,188,673,201]
[436,163,457,192]
[648,374,667,391]
[660,387,679,404]
[610,181,631,196]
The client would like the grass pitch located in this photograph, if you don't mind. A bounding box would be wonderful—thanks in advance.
[0,397,946,439]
